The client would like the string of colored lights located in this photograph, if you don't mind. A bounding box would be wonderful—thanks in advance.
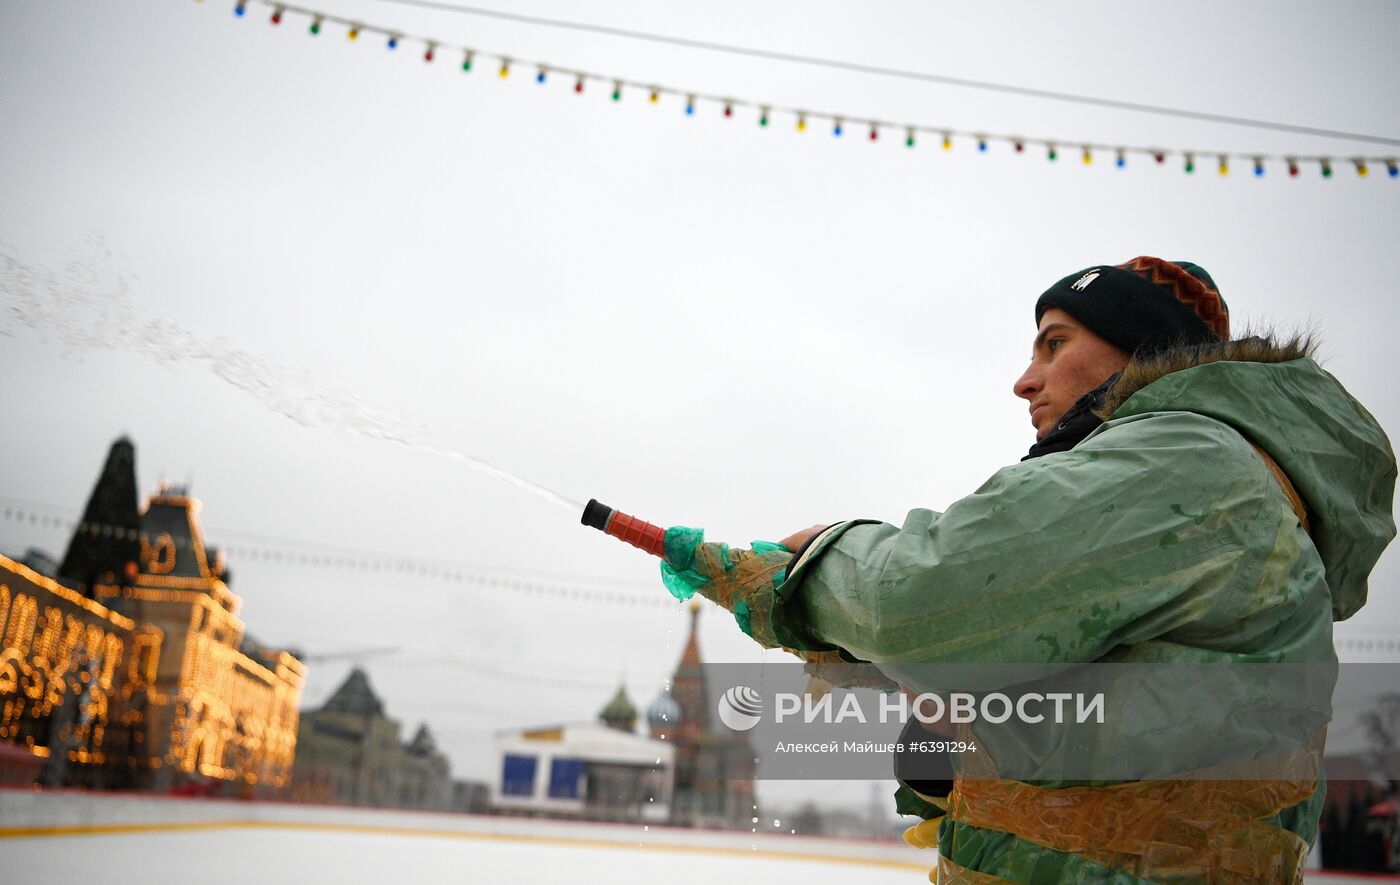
[1333,635,1400,654]
[0,498,676,610]
[210,0,1399,179]
[367,638,1400,675]
[374,653,628,693]
[361,0,1400,149]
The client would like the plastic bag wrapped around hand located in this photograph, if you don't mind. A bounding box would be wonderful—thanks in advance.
[659,526,897,693]
[659,526,791,643]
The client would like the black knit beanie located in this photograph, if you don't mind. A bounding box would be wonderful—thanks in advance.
[1035,257,1230,357]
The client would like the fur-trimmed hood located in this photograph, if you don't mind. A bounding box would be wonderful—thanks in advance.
[1096,336,1395,621]
[1098,336,1316,420]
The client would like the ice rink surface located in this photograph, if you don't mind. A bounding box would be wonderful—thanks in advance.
[2,826,1395,884]
[0,826,924,884]
[1,791,1392,884]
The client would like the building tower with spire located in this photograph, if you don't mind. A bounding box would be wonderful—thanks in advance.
[666,599,756,829]
[669,599,708,823]
[57,436,140,598]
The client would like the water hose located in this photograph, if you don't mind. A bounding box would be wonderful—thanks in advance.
[580,498,667,559]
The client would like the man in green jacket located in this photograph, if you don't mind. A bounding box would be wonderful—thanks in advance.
[661,256,1395,882]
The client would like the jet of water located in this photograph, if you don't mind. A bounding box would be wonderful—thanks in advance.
[0,248,582,515]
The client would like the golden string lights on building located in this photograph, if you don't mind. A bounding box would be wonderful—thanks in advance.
[0,437,304,794]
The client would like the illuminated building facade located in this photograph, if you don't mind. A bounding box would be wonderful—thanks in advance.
[0,438,305,794]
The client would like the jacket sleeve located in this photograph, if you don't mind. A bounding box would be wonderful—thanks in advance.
[778,410,1300,664]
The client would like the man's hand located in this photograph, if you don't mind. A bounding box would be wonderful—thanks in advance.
[779,524,829,554]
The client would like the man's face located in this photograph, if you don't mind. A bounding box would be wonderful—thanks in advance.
[1013,308,1130,441]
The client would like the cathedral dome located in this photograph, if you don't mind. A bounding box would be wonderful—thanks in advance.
[599,683,638,731]
[646,685,681,727]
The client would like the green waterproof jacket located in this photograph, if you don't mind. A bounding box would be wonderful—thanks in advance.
[734,339,1395,882]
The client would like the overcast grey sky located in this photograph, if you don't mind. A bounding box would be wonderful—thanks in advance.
[2,0,1398,808]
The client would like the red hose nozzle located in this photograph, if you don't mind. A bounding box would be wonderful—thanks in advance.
[582,498,667,559]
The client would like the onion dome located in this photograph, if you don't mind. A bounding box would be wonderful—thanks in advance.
[599,682,638,732]
[646,685,681,728]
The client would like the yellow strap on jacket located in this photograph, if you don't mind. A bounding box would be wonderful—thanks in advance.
[1250,441,1311,533]
[946,772,1314,882]
[902,726,1322,883]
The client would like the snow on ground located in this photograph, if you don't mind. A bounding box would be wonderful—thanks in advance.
[0,827,924,884]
